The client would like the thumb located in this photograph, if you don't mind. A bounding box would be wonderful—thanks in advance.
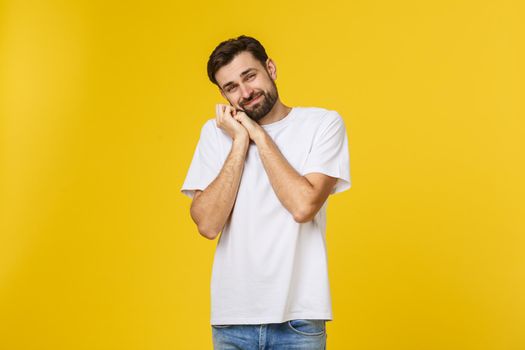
[233,111,244,122]
[236,110,247,117]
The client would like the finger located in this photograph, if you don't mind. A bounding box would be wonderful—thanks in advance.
[221,104,230,119]
[224,105,234,118]
[235,111,246,121]
[217,104,225,127]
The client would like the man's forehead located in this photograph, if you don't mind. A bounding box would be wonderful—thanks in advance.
[216,51,265,87]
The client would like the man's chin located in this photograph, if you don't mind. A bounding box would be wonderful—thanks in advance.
[247,112,266,122]
[238,106,260,120]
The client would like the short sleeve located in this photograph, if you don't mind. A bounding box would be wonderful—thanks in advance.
[180,120,222,198]
[301,111,351,194]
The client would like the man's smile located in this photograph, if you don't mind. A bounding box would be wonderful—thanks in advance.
[243,93,263,107]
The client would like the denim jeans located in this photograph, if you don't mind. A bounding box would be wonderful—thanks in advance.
[211,319,327,349]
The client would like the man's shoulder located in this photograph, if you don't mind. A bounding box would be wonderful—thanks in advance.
[202,118,217,130]
[294,106,330,115]
[293,106,342,126]
[197,118,220,138]
[199,118,233,143]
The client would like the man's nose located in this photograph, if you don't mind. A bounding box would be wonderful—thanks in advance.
[239,84,254,99]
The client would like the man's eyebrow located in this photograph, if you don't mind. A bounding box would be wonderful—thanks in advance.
[221,68,257,90]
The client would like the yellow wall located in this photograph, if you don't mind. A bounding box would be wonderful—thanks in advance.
[1,1,523,349]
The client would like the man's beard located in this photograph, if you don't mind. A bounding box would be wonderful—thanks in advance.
[240,82,278,122]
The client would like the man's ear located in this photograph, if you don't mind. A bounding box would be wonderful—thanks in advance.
[266,58,277,80]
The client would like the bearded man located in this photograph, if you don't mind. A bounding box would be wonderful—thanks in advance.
[182,35,351,349]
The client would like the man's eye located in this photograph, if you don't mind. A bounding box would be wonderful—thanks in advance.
[247,74,256,80]
[228,86,237,92]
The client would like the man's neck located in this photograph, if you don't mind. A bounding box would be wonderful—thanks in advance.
[258,101,293,125]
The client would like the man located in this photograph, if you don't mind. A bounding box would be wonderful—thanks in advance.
[181,35,351,349]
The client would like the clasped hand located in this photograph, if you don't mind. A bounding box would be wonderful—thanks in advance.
[215,104,263,143]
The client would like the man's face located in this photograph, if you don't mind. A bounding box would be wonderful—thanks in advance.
[215,51,279,122]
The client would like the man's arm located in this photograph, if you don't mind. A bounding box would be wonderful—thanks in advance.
[190,136,249,239]
[189,105,250,240]
[232,112,337,223]
[255,132,337,223]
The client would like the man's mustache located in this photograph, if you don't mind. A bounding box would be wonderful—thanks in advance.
[241,92,264,107]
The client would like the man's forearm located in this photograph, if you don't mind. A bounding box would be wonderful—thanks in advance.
[190,137,249,239]
[254,132,315,222]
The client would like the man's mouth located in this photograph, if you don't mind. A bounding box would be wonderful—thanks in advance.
[244,93,263,107]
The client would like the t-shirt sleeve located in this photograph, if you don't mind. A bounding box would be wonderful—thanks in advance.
[301,111,351,194]
[180,120,222,199]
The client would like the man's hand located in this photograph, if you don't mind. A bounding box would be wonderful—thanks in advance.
[215,104,249,142]
[233,110,265,143]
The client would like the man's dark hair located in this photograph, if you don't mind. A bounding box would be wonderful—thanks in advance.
[207,35,269,88]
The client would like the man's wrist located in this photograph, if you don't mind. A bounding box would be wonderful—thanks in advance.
[232,134,250,152]
[252,127,267,145]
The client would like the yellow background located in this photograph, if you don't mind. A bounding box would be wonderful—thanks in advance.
[1,0,524,349]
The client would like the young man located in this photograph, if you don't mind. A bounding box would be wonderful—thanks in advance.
[181,35,351,349]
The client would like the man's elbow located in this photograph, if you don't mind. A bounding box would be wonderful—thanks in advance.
[191,207,220,240]
[197,225,220,240]
[193,216,220,239]
[292,204,317,223]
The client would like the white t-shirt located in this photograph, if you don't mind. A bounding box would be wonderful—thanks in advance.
[181,106,351,325]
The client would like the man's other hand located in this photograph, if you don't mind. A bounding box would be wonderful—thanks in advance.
[233,110,264,143]
[215,104,249,141]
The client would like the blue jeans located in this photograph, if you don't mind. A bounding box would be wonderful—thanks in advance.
[211,319,327,349]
